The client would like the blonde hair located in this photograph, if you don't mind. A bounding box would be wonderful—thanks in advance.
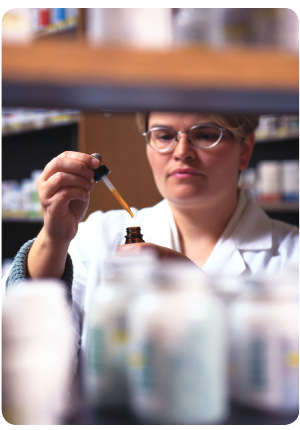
[136,112,259,141]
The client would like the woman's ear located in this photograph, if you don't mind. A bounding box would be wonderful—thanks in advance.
[239,132,255,171]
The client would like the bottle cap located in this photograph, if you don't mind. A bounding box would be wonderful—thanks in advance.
[93,164,110,182]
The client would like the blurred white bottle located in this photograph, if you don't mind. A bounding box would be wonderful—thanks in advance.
[173,8,211,46]
[257,160,283,202]
[282,160,299,202]
[83,254,155,410]
[2,280,75,425]
[127,262,228,424]
[229,274,299,412]
[86,8,172,48]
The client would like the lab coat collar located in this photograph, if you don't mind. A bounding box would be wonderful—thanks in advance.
[233,189,272,250]
[146,191,273,276]
[161,189,273,277]
[203,189,273,276]
[205,189,273,253]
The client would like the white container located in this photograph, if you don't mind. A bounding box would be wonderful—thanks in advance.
[229,277,299,413]
[2,280,75,425]
[173,8,211,46]
[275,8,299,53]
[127,263,228,424]
[257,160,282,201]
[2,180,21,216]
[209,8,252,47]
[86,8,172,49]
[282,160,299,202]
[239,168,258,198]
[83,256,154,409]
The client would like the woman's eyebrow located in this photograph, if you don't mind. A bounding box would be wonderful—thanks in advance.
[149,122,220,129]
[193,122,219,127]
[148,123,174,128]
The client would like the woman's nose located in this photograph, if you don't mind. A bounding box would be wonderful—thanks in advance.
[172,133,195,160]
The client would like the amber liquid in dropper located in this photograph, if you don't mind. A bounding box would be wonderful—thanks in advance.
[111,188,134,218]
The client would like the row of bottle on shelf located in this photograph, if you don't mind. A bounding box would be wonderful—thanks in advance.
[2,8,79,42]
[86,8,299,51]
[172,8,298,51]
[32,8,79,33]
[2,159,298,222]
[2,109,80,135]
[2,171,43,220]
[2,160,298,222]
[2,110,298,142]
[240,160,299,204]
[2,8,298,51]
[255,115,299,141]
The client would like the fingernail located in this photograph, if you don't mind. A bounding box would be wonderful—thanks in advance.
[91,158,100,168]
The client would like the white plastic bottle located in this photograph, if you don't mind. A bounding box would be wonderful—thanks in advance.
[2,280,75,425]
[229,275,299,413]
[83,255,154,410]
[126,262,229,424]
[257,160,282,202]
[282,160,299,202]
[173,8,211,46]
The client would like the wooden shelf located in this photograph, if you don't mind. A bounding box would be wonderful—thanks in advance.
[3,40,299,89]
[2,41,299,113]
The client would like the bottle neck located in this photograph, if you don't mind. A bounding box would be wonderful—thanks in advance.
[125,226,145,244]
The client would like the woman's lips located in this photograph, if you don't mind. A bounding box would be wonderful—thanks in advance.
[169,168,203,178]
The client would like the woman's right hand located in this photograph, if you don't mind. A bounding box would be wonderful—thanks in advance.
[36,151,101,245]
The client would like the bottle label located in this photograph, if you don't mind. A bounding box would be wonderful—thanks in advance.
[127,338,157,417]
[128,321,227,423]
[232,331,299,410]
[87,325,105,372]
[85,319,129,407]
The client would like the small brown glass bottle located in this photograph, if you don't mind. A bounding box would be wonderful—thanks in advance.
[124,226,145,244]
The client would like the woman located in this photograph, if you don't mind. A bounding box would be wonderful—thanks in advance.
[6,112,299,342]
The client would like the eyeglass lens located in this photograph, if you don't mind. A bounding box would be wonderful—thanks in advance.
[148,126,222,150]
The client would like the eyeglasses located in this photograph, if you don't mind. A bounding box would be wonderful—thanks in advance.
[143,124,227,153]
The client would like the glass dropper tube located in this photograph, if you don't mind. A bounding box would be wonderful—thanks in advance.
[93,161,134,218]
[102,175,134,218]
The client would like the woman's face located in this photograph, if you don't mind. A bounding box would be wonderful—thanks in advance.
[146,112,254,211]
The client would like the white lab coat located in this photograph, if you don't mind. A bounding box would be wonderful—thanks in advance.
[69,189,298,346]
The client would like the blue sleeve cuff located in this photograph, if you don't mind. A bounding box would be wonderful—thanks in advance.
[6,238,73,303]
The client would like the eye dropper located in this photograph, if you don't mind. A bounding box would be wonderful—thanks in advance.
[93,155,134,218]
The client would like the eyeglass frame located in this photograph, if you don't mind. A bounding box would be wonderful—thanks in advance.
[142,124,228,153]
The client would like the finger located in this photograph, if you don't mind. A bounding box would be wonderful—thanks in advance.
[44,186,91,216]
[54,186,91,204]
[41,153,99,182]
[91,153,103,164]
[60,151,101,170]
[40,171,94,201]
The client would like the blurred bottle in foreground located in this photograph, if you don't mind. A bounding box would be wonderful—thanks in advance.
[2,280,75,425]
[83,253,155,411]
[229,270,299,414]
[126,262,229,424]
